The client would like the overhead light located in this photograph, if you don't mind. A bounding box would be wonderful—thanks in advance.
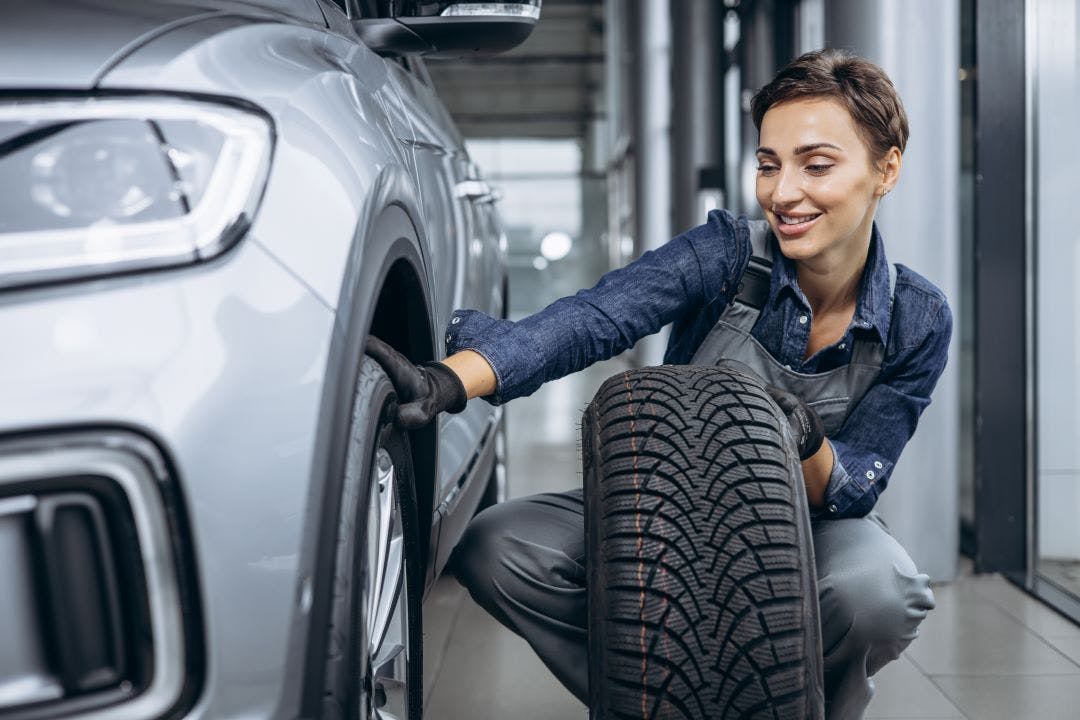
[539,231,572,261]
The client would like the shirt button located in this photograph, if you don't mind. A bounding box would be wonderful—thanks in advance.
[451,316,461,324]
[866,470,875,480]
[874,460,883,469]
[785,364,792,370]
[838,343,846,350]
[445,333,452,344]
[828,504,838,513]
[799,315,808,325]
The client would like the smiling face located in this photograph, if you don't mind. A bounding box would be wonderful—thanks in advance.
[755,96,900,266]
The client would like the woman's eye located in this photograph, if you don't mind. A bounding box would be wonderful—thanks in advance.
[757,164,779,175]
[806,163,834,174]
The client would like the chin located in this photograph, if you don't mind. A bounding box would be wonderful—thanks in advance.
[773,232,822,261]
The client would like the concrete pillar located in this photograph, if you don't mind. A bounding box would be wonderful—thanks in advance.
[630,0,673,366]
[796,0,825,54]
[737,0,782,216]
[581,105,610,292]
[603,0,632,273]
[670,0,726,234]
[825,0,961,581]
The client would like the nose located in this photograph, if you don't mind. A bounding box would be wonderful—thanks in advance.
[770,165,804,208]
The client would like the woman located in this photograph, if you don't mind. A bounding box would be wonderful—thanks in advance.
[371,49,950,719]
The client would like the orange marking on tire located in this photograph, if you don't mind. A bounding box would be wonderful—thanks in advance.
[622,372,647,719]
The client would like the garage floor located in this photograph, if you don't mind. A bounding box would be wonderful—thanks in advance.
[423,356,1080,720]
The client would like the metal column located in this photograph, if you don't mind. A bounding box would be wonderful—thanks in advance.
[630,0,673,366]
[971,0,1027,574]
[825,0,962,580]
[670,0,726,234]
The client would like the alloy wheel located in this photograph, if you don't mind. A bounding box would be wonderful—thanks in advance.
[362,446,409,720]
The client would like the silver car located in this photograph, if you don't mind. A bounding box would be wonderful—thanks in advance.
[0,2,539,719]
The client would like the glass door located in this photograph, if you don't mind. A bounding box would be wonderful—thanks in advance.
[1033,0,1080,608]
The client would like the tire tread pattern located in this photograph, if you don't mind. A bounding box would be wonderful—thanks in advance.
[584,365,824,719]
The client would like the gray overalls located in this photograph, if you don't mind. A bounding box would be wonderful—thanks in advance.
[451,221,936,720]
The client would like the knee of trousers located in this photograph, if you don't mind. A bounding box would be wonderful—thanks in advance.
[448,503,566,604]
[448,505,513,603]
[819,561,936,666]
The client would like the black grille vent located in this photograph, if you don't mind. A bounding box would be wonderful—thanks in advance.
[1,477,152,719]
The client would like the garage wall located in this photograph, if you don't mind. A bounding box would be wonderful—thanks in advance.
[826,0,962,581]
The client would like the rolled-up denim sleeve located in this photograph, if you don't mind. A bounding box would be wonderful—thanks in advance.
[822,300,953,518]
[444,210,745,405]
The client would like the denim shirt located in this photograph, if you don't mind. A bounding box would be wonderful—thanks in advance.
[444,209,953,518]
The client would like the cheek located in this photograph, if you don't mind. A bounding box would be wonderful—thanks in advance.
[755,176,773,204]
[807,181,846,210]
[809,173,873,212]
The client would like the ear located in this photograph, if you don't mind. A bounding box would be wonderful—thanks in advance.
[877,147,902,197]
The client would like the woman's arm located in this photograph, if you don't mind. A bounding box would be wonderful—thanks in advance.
[442,349,497,400]
[822,300,953,517]
[801,441,834,508]
[443,210,750,406]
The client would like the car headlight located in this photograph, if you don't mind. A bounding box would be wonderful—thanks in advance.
[0,97,272,291]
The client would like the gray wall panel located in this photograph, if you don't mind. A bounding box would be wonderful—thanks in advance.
[826,0,962,580]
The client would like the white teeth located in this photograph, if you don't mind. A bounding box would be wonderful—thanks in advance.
[779,214,819,225]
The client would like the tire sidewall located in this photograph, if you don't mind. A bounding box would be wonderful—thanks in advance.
[323,356,423,720]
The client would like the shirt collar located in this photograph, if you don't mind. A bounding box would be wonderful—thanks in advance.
[767,222,892,344]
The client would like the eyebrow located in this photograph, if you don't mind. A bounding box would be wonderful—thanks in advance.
[756,142,843,156]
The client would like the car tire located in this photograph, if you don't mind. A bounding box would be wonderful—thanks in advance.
[581,365,824,719]
[323,355,424,720]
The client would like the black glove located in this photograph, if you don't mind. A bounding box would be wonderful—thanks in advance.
[763,383,825,461]
[366,335,468,430]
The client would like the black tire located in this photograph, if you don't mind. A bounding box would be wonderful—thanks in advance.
[323,355,424,720]
[582,365,824,720]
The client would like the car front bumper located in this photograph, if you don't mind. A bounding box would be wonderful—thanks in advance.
[0,238,334,719]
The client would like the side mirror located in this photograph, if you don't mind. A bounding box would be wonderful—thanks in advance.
[356,1,541,58]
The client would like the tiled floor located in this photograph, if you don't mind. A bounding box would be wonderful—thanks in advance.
[423,356,1080,720]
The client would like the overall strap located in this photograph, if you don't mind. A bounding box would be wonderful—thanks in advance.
[732,219,774,311]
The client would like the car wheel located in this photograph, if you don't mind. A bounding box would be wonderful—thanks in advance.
[323,355,423,720]
[581,365,824,719]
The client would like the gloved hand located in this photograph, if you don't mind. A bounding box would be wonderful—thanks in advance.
[763,383,825,461]
[366,335,468,430]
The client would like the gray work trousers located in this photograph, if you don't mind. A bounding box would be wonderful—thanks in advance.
[449,488,935,720]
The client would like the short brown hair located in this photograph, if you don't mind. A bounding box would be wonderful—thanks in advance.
[750,48,909,161]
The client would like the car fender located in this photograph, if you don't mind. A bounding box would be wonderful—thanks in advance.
[100,21,423,311]
[273,166,438,720]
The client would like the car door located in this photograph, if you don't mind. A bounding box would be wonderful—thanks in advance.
[455,156,504,316]
[387,61,497,509]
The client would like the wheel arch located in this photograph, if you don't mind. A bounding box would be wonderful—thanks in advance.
[367,253,438,584]
[276,164,439,720]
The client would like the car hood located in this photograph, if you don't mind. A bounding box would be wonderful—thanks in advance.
[0,0,322,91]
